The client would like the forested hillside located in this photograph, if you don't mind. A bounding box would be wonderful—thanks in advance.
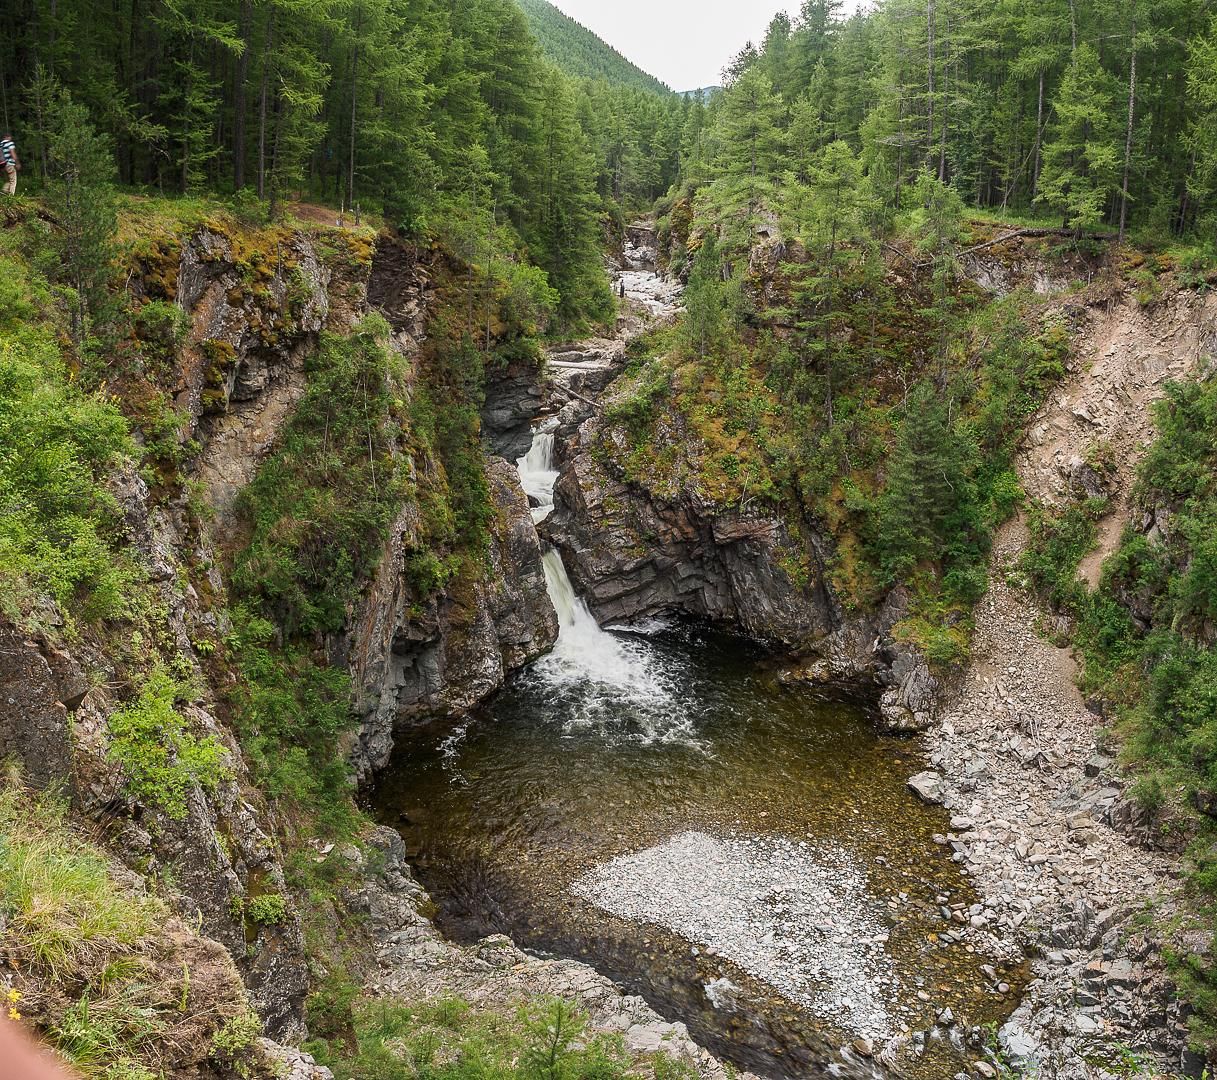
[0,0,707,321]
[642,0,1217,618]
[674,0,1217,240]
[515,0,672,95]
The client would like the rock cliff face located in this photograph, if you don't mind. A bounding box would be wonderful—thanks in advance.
[0,220,559,1057]
[173,227,368,521]
[482,360,546,461]
[342,456,557,782]
[543,409,943,734]
[544,416,836,644]
[0,618,311,1042]
[342,238,559,780]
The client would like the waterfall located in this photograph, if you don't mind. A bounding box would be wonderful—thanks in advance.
[517,423,559,523]
[516,424,692,743]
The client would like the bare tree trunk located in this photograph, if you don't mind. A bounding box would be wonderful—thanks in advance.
[1119,36,1137,243]
[269,92,285,214]
[233,0,252,190]
[1032,68,1045,199]
[1069,0,1077,52]
[1177,147,1197,234]
[896,82,906,209]
[926,0,936,170]
[257,11,276,198]
[180,37,194,193]
[938,1,949,182]
[348,5,364,217]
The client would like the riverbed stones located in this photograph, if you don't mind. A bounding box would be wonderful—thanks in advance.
[908,771,945,804]
[572,830,897,1042]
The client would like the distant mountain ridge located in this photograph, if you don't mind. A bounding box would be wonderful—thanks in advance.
[515,0,672,95]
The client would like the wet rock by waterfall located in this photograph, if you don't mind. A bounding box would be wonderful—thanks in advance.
[517,424,688,742]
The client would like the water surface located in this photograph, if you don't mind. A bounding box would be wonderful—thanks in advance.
[372,623,1023,1078]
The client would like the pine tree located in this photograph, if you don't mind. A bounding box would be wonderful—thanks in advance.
[40,80,118,347]
[1037,44,1121,234]
[874,382,965,583]
[711,67,787,245]
[683,233,725,358]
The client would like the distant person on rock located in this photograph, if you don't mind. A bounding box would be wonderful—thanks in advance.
[1,132,21,196]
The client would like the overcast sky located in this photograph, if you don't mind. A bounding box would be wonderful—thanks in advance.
[546,1,865,92]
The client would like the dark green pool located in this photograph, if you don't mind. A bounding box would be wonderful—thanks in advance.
[372,622,1023,1078]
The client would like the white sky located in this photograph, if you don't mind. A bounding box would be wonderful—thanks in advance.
[545,1,865,92]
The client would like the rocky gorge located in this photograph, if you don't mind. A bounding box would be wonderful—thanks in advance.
[493,240,1210,1077]
[1,203,1209,1080]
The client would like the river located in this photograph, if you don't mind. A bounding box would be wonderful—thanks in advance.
[372,413,1025,1078]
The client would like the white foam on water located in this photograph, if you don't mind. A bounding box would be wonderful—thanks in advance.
[516,425,695,746]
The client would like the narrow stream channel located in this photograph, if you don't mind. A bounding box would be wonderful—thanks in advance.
[373,306,1026,1079]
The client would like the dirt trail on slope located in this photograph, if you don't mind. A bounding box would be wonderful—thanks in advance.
[919,289,1217,1075]
[1018,291,1217,586]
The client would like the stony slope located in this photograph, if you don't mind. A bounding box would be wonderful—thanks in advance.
[912,283,1217,1076]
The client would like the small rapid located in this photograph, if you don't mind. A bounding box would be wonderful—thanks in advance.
[515,425,692,744]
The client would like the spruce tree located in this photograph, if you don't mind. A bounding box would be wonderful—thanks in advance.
[1037,44,1121,234]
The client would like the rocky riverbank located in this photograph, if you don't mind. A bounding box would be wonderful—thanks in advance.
[350,828,760,1080]
[891,288,1217,1078]
[905,518,1187,1076]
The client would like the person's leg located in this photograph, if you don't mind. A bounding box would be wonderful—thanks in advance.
[2,166,15,196]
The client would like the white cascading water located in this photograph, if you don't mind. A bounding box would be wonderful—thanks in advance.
[516,424,692,742]
[518,422,560,524]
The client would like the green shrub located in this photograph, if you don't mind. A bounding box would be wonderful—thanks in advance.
[0,257,37,328]
[246,894,288,925]
[311,995,641,1080]
[209,1010,263,1062]
[1018,500,1105,612]
[132,300,189,371]
[106,669,228,820]
[225,609,358,833]
[235,317,409,636]
[0,323,143,630]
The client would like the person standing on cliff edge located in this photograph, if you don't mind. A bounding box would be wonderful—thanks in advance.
[2,131,22,195]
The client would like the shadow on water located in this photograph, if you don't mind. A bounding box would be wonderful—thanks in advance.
[370,623,1026,1080]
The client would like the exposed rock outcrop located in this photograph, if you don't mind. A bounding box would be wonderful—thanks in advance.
[544,415,835,645]
[542,413,944,734]
[343,455,558,781]
[1020,290,1217,588]
[482,359,545,460]
[345,826,759,1080]
[0,627,80,793]
[175,227,370,521]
